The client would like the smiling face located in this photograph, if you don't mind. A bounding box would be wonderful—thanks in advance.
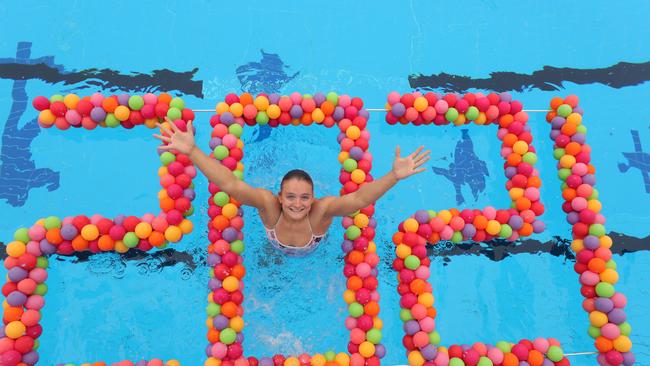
[278,178,314,221]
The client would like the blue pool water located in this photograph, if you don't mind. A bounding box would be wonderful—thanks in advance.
[0,1,648,365]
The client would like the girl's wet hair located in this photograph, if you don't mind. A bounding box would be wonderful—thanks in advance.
[281,169,313,191]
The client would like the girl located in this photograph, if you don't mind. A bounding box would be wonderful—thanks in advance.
[155,119,430,256]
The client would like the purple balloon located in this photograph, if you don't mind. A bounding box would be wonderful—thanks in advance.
[499,92,512,102]
[260,358,274,366]
[90,106,106,122]
[421,344,438,360]
[208,278,221,291]
[551,116,566,129]
[391,103,406,117]
[220,112,234,125]
[608,308,626,324]
[22,350,39,365]
[622,351,635,366]
[136,361,147,366]
[414,210,430,224]
[519,361,530,366]
[205,344,213,357]
[359,109,369,119]
[595,297,614,313]
[532,220,545,233]
[461,223,476,239]
[60,224,78,240]
[236,333,244,343]
[369,218,377,228]
[370,268,378,277]
[7,291,27,306]
[213,315,229,330]
[313,92,326,105]
[114,214,125,225]
[8,267,28,282]
[222,227,239,242]
[584,235,601,250]
[341,240,353,253]
[207,254,220,266]
[508,215,524,230]
[337,132,346,143]
[39,239,56,254]
[541,360,553,366]
[549,130,561,140]
[268,93,281,105]
[375,344,386,358]
[505,166,517,179]
[209,137,223,149]
[184,188,196,201]
[289,105,303,119]
[333,106,345,121]
[404,320,420,335]
[117,93,130,106]
[582,174,596,186]
[571,132,586,144]
[566,211,580,225]
[349,147,364,160]
[573,106,584,115]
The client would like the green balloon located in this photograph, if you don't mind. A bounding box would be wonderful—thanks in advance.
[522,152,537,165]
[451,231,463,243]
[326,92,339,105]
[366,328,382,344]
[587,325,601,339]
[14,228,30,243]
[590,189,599,199]
[160,151,176,165]
[233,170,244,180]
[343,158,358,172]
[557,104,572,117]
[170,97,185,110]
[231,240,244,254]
[214,145,229,160]
[184,206,195,217]
[34,338,39,349]
[477,357,493,366]
[547,345,563,362]
[449,358,464,366]
[206,303,221,317]
[219,328,237,344]
[495,341,511,353]
[499,224,513,238]
[428,210,437,218]
[399,308,413,321]
[256,111,269,125]
[429,331,440,345]
[589,224,606,237]
[576,124,587,134]
[465,106,479,121]
[35,283,48,296]
[324,351,336,361]
[445,107,459,122]
[128,95,145,110]
[213,192,230,206]
[167,107,182,121]
[229,124,243,137]
[595,282,615,297]
[123,232,139,248]
[606,259,617,270]
[619,321,632,336]
[404,255,421,270]
[558,168,571,181]
[561,182,568,191]
[303,93,313,99]
[50,94,64,102]
[346,225,361,240]
[105,113,120,127]
[37,257,49,269]
[553,148,565,160]
[348,302,363,317]
[44,216,61,229]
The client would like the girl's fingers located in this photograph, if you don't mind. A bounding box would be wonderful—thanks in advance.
[153,134,171,143]
[156,122,173,136]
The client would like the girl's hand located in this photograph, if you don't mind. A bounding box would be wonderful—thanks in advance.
[392,146,431,180]
[153,117,196,155]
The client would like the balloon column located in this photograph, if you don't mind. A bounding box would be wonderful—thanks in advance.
[547,96,634,366]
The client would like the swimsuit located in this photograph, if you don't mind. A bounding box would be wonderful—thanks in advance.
[264,214,325,257]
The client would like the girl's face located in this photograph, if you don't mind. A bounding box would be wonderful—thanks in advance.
[279,179,314,220]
